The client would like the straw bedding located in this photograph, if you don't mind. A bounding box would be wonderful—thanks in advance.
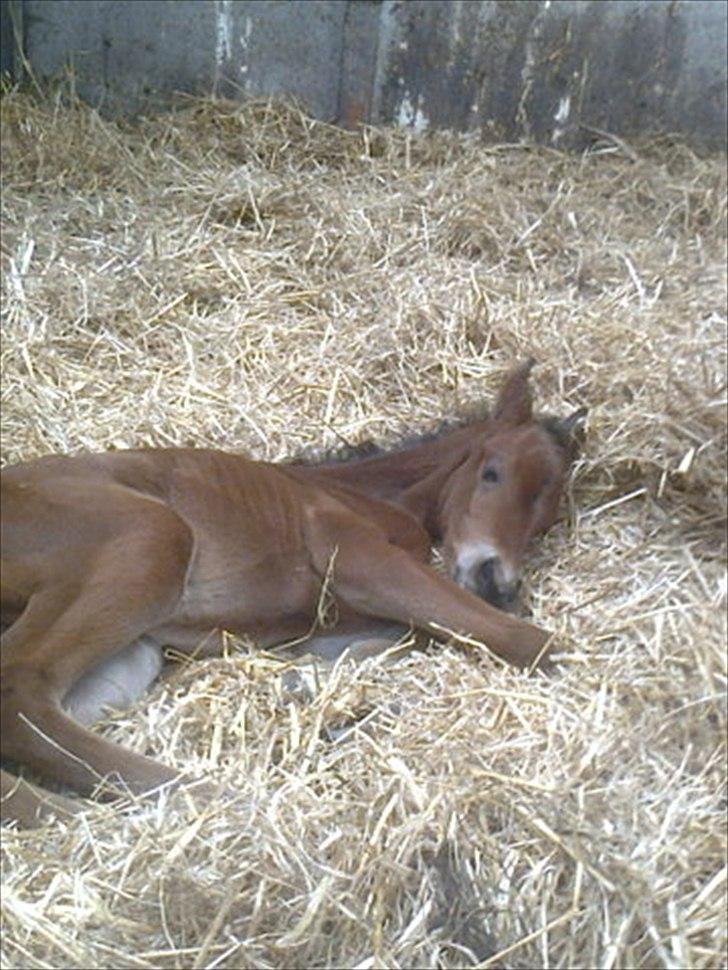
[1,86,726,969]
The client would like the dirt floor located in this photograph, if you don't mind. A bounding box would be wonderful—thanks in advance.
[1,87,726,968]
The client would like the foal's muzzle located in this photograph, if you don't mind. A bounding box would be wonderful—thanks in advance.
[474,559,519,611]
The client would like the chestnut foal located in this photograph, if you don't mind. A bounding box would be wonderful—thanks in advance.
[1,360,585,825]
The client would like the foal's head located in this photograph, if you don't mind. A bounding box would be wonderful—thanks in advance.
[440,360,586,610]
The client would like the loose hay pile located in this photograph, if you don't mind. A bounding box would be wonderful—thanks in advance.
[1,87,726,969]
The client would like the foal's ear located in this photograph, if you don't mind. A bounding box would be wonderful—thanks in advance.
[492,358,535,426]
[554,406,589,437]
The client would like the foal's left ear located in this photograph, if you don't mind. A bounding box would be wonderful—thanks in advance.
[492,358,535,426]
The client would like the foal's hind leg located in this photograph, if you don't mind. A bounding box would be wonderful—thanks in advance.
[3,638,165,826]
[1,518,194,817]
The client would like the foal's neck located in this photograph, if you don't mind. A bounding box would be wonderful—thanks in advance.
[303,421,489,537]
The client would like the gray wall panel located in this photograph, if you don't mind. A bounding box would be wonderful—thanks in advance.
[12,0,727,148]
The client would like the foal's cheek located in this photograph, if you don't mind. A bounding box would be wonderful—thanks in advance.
[536,494,561,534]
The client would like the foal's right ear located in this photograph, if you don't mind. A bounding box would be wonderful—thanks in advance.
[554,407,588,437]
[492,358,536,426]
[546,406,588,456]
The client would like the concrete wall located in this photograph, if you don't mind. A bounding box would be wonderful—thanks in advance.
[1,0,16,77]
[6,0,727,148]
[375,0,728,150]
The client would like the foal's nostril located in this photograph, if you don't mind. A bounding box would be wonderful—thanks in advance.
[478,558,495,585]
[475,559,519,610]
[475,559,500,604]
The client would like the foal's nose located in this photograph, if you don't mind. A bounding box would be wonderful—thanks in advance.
[475,559,519,610]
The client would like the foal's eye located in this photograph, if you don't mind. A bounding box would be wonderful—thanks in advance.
[482,467,499,484]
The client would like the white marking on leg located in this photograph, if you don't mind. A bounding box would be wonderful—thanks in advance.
[62,637,163,727]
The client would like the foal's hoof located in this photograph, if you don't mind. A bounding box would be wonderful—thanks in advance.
[507,623,554,671]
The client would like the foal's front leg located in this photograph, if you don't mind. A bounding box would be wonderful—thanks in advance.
[310,515,550,669]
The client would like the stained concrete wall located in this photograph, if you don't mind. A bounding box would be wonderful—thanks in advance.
[5,0,727,148]
[1,0,15,76]
[375,0,728,149]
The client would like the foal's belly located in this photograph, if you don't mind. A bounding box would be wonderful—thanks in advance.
[156,535,322,647]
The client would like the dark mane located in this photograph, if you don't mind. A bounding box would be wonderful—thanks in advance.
[289,407,581,469]
[288,404,491,469]
[540,416,583,455]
